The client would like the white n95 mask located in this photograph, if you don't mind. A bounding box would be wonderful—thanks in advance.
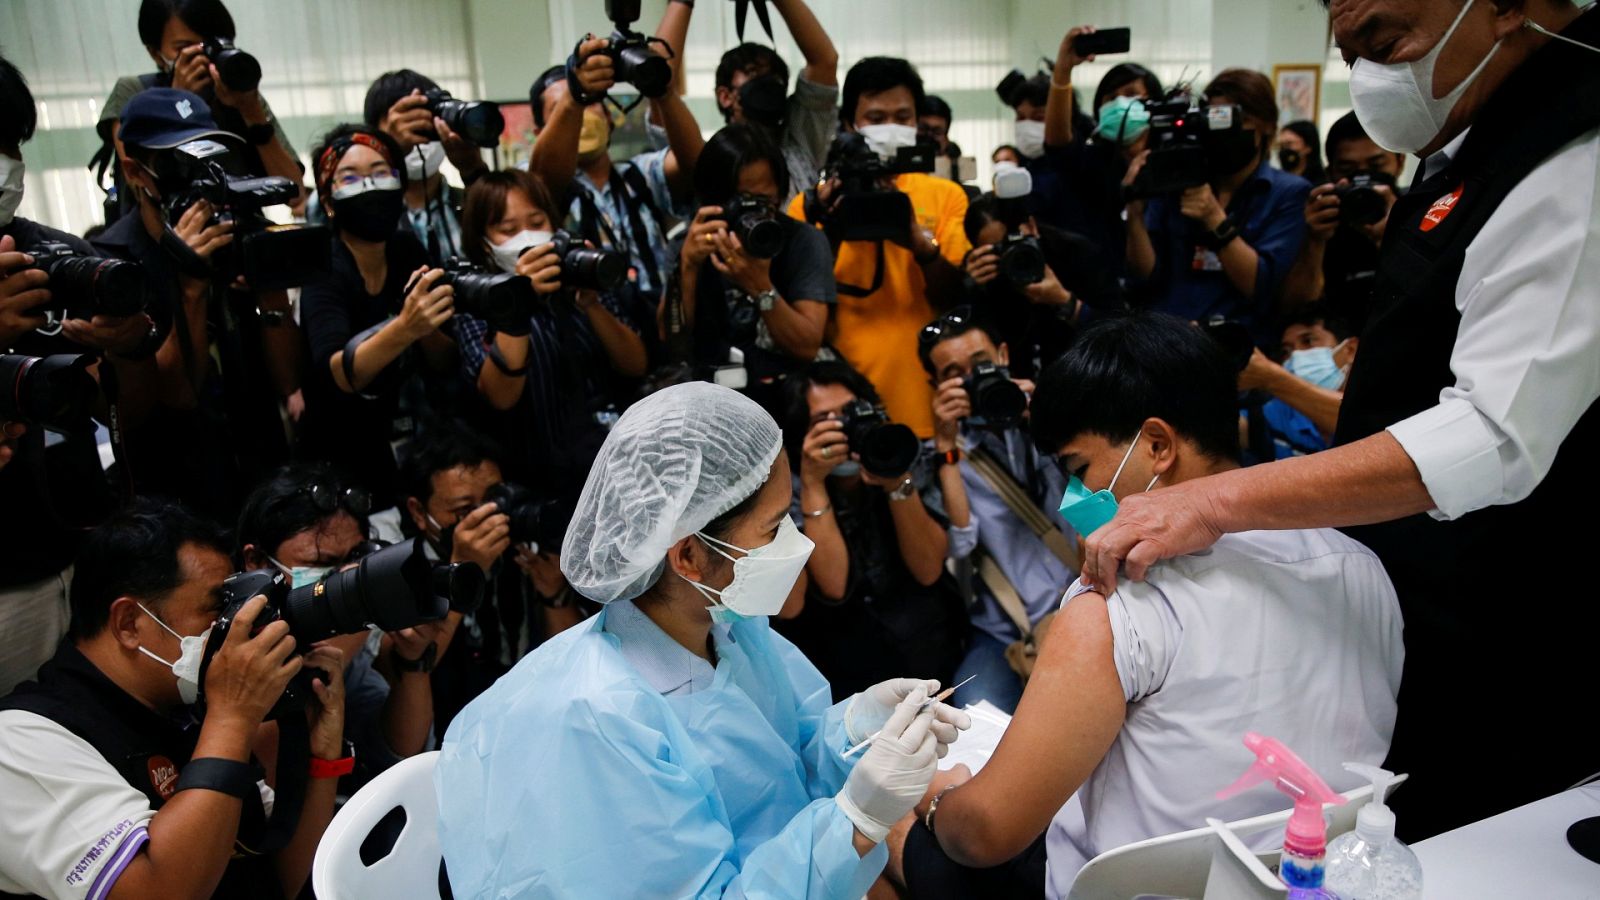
[1014,120,1047,159]
[490,229,554,274]
[857,124,919,161]
[684,517,814,624]
[1348,0,1504,155]
[135,602,212,705]
[406,141,446,181]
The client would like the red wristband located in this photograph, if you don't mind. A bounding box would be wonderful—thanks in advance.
[939,448,963,466]
[309,754,355,779]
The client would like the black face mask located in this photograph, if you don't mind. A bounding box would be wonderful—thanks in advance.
[736,74,788,130]
[1206,130,1260,178]
[1277,147,1303,171]
[332,186,404,242]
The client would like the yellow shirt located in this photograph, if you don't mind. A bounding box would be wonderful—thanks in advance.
[786,172,971,438]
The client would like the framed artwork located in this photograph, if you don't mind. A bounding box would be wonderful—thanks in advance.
[1273,64,1322,126]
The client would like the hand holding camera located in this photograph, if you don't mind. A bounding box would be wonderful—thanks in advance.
[60,313,158,357]
[451,501,512,574]
[800,417,849,489]
[1022,264,1073,307]
[380,90,437,149]
[1304,183,1342,243]
[201,595,303,731]
[931,377,970,454]
[0,237,50,345]
[174,198,236,263]
[1179,183,1226,229]
[169,44,215,97]
[0,421,24,471]
[682,207,728,270]
[1059,25,1100,72]
[515,243,565,296]
[572,35,620,101]
[709,231,774,297]
[398,267,455,341]
[964,244,1000,286]
[300,644,347,760]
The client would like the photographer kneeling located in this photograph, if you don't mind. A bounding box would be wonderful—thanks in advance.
[0,499,344,900]
[665,124,835,412]
[919,308,1076,713]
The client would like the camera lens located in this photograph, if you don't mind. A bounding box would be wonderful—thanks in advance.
[279,538,452,645]
[561,245,628,292]
[204,40,261,93]
[729,200,786,260]
[1338,184,1388,227]
[0,354,98,428]
[441,268,534,327]
[842,403,920,478]
[616,43,672,98]
[967,368,1028,427]
[39,254,146,318]
[1200,318,1256,372]
[434,98,505,149]
[997,236,1046,287]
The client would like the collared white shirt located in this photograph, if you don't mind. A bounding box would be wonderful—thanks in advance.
[1386,126,1600,520]
[604,598,731,696]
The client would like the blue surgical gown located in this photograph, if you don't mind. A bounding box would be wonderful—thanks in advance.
[436,605,886,899]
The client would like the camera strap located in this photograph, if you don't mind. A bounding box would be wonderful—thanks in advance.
[95,354,138,502]
[237,712,311,855]
[733,0,776,43]
[966,445,1081,572]
[833,240,888,298]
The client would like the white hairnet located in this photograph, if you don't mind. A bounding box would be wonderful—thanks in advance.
[561,382,784,604]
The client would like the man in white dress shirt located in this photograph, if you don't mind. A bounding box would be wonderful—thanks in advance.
[1075,0,1600,838]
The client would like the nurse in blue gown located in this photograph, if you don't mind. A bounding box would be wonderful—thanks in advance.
[436,382,971,899]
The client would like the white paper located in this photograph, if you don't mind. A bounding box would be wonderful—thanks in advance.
[939,701,1011,773]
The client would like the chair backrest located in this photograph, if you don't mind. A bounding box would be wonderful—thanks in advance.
[313,751,445,900]
[1066,774,1407,900]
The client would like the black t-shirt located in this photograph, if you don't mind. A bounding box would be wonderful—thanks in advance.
[1321,227,1383,332]
[1026,139,1130,279]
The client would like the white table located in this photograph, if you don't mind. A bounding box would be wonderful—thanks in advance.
[1413,783,1600,898]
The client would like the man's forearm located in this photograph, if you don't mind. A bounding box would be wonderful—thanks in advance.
[1126,211,1156,279]
[775,0,839,84]
[1215,431,1434,533]
[531,97,584,202]
[655,0,693,89]
[919,256,965,312]
[1217,236,1260,299]
[272,774,338,900]
[938,461,970,528]
[239,105,305,205]
[760,295,825,361]
[1282,238,1327,308]
[381,669,435,758]
[890,494,949,585]
[1264,366,1342,436]
[658,92,706,199]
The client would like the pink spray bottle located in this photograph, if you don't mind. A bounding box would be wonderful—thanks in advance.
[1217,732,1348,897]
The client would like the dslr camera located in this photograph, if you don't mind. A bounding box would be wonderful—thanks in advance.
[963,363,1028,430]
[159,138,330,290]
[199,537,485,718]
[439,261,535,331]
[595,0,675,100]
[1335,172,1395,227]
[201,37,261,93]
[840,400,920,478]
[423,87,504,149]
[1126,95,1252,199]
[547,231,628,291]
[720,194,787,260]
[1199,315,1256,372]
[816,132,936,244]
[988,165,1045,288]
[485,482,573,554]
[0,353,98,431]
[24,243,147,321]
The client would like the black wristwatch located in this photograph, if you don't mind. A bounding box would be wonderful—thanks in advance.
[244,118,276,146]
[394,641,438,674]
[1201,216,1242,251]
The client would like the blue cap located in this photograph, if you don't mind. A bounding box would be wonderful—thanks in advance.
[118,88,239,151]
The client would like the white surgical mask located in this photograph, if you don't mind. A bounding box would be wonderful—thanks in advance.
[1348,0,1504,155]
[267,555,333,590]
[330,172,404,201]
[857,124,919,161]
[406,141,446,182]
[682,517,814,624]
[135,602,212,705]
[490,229,554,274]
[0,154,23,227]
[1014,120,1047,159]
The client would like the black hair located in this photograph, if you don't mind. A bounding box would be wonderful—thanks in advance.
[1092,63,1164,114]
[992,144,1022,162]
[780,359,884,465]
[529,65,568,129]
[917,307,1005,377]
[235,462,370,565]
[1006,73,1051,111]
[840,57,926,128]
[920,95,953,122]
[1032,312,1240,461]
[399,423,506,505]
[961,192,1012,244]
[716,43,790,91]
[309,123,408,214]
[1282,119,1327,183]
[364,69,441,129]
[137,0,235,48]
[69,498,230,641]
[1324,110,1378,161]
[1280,303,1357,343]
[694,123,790,207]
[0,54,37,148]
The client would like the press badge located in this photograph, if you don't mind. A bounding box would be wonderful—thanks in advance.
[1191,246,1224,272]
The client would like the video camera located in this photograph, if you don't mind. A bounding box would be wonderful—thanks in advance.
[963,362,1028,430]
[159,138,330,290]
[200,537,485,718]
[1126,95,1255,199]
[485,482,573,553]
[201,37,261,93]
[720,194,787,259]
[1336,171,1395,227]
[422,87,504,149]
[25,243,147,321]
[598,0,675,100]
[818,132,936,243]
[840,400,920,478]
[0,353,98,431]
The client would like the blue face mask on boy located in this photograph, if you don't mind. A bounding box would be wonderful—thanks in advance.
[1058,432,1160,537]
[1284,341,1350,390]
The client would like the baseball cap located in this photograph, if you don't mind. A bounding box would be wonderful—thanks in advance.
[118,88,240,151]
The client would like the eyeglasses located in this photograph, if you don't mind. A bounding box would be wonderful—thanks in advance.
[918,305,976,349]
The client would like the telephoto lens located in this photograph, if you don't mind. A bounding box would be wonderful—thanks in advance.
[992,234,1046,287]
[439,262,535,329]
[548,232,629,291]
[201,38,261,92]
[963,363,1028,429]
[722,194,787,260]
[0,354,98,429]
[840,400,920,478]
[424,88,505,148]
[27,243,147,319]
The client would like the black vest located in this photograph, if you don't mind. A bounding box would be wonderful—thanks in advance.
[0,645,279,900]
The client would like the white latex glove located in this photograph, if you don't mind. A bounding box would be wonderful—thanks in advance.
[845,677,940,743]
[836,688,941,843]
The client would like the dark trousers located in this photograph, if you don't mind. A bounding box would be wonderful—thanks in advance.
[902,820,1049,900]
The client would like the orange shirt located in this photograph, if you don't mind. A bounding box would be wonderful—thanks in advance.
[786,172,971,438]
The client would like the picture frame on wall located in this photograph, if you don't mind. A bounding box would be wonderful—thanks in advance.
[1273,64,1322,126]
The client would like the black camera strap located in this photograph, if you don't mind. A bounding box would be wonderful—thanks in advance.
[239,712,311,855]
[574,165,666,294]
[733,0,776,43]
[833,239,888,298]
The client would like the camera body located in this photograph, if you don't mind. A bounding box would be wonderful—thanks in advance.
[840,400,920,478]
[26,242,147,320]
[992,234,1046,288]
[439,260,535,331]
[601,0,673,100]
[201,38,261,93]
[197,538,484,719]
[547,231,629,292]
[821,133,936,243]
[963,363,1028,429]
[161,138,330,290]
[720,194,787,260]
[0,354,97,430]
[1127,97,1248,199]
[485,482,572,554]
[1335,172,1393,227]
[1199,315,1256,372]
[422,88,504,149]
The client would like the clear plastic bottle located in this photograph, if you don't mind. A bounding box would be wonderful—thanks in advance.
[1324,763,1423,900]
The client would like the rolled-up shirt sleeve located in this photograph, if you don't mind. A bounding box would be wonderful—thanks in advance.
[1387,128,1600,521]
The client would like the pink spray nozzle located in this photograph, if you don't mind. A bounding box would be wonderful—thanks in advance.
[1217,732,1346,851]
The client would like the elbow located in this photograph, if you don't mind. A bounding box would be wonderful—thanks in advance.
[912,561,942,588]
[939,807,1029,869]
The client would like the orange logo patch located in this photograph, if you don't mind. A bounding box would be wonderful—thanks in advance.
[148,756,179,799]
[1421,185,1465,233]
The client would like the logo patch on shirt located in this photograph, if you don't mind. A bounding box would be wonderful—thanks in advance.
[1420,185,1465,233]
[147,756,178,799]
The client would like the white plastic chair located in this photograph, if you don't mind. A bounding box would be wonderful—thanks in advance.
[1066,774,1407,900]
[312,751,446,900]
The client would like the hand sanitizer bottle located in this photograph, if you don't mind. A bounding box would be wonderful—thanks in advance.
[1324,763,1423,900]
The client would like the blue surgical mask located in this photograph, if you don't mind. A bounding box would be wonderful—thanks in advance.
[1058,433,1159,538]
[1284,342,1349,390]
[267,555,333,590]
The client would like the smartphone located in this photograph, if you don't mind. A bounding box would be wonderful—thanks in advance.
[1074,27,1131,57]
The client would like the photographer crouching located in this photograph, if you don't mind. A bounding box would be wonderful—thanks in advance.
[0,500,344,900]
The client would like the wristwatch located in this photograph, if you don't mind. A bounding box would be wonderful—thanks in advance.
[394,641,437,674]
[888,476,918,502]
[243,118,276,146]
[1202,216,1242,251]
[751,288,779,312]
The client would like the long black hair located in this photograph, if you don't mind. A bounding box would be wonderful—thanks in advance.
[1092,63,1164,115]
[694,123,790,207]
